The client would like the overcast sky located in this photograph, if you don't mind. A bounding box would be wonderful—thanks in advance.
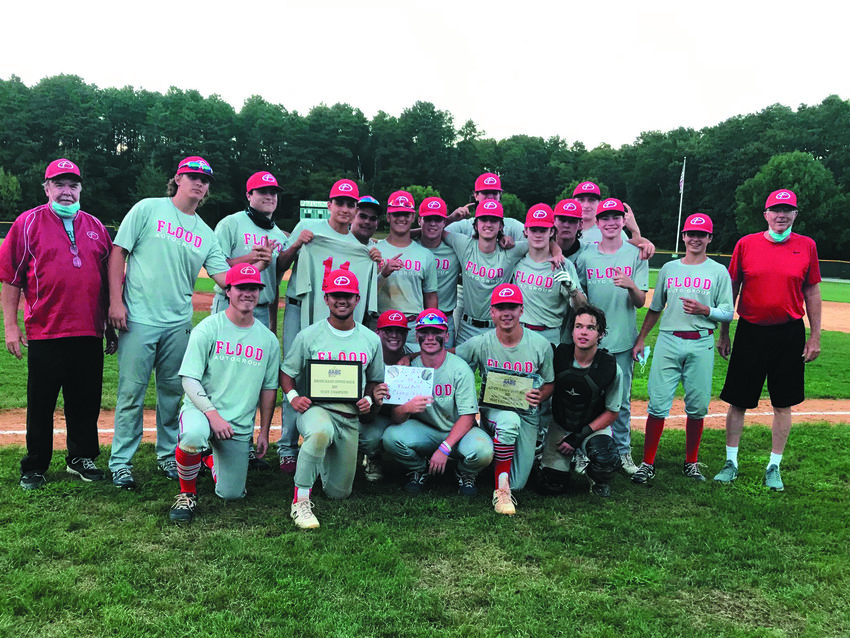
[4,0,848,149]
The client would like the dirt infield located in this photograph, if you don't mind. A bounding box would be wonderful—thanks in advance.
[0,398,847,449]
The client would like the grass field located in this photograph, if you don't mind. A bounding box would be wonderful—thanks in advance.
[2,426,849,637]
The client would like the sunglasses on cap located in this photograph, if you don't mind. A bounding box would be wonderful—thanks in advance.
[416,314,448,329]
[179,160,214,176]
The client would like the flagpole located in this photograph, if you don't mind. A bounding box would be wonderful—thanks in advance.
[673,157,687,258]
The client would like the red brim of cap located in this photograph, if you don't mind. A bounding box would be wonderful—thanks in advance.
[387,206,416,213]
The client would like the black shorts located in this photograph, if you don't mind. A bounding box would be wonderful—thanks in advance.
[720,318,805,409]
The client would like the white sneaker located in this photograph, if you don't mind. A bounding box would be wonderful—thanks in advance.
[620,452,638,475]
[492,488,517,515]
[573,448,590,475]
[290,499,320,529]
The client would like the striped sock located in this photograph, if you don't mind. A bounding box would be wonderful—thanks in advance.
[685,418,704,464]
[643,416,665,465]
[202,453,217,483]
[175,447,201,495]
[493,437,514,489]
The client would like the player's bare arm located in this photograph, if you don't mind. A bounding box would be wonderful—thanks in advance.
[428,413,476,475]
[633,309,661,361]
[107,245,129,331]
[276,229,314,273]
[255,388,277,458]
[525,381,554,408]
[281,371,312,413]
[1,282,26,359]
[612,268,646,307]
[227,244,273,271]
[803,282,822,362]
[717,279,742,360]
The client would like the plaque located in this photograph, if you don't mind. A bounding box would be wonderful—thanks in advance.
[479,366,542,415]
[306,360,363,402]
[383,365,435,405]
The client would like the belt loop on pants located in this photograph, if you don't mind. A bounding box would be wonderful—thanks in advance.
[672,329,714,340]
[521,323,550,332]
[286,297,301,307]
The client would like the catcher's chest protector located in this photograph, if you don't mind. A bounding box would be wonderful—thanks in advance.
[552,343,617,433]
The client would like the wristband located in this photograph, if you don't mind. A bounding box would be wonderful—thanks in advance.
[439,441,452,456]
[364,395,374,407]
[286,389,299,403]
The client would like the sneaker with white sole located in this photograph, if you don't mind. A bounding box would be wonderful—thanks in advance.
[112,467,136,489]
[619,452,638,475]
[20,471,46,491]
[492,488,517,515]
[765,464,784,492]
[66,457,105,482]
[573,448,590,476]
[290,499,320,529]
[632,462,655,484]
[456,470,478,497]
[169,492,197,523]
[404,471,431,495]
[713,460,738,483]
[363,457,383,482]
[683,461,706,481]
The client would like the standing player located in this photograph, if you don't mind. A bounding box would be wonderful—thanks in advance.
[538,305,623,497]
[714,189,821,491]
[456,284,554,513]
[631,214,734,484]
[415,197,460,347]
[445,173,526,241]
[168,264,279,523]
[1,158,116,490]
[281,267,384,529]
[108,156,230,489]
[375,190,438,349]
[382,310,493,497]
[576,198,649,474]
[351,196,381,246]
[573,181,655,258]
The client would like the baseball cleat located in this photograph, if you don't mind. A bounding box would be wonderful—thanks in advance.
[363,457,384,482]
[290,499,320,529]
[66,457,105,482]
[404,471,431,495]
[158,458,179,481]
[248,447,271,471]
[683,462,706,482]
[456,470,478,497]
[632,462,655,484]
[20,471,47,491]
[279,456,297,475]
[169,492,197,523]
[572,448,590,476]
[112,467,136,490]
[619,452,638,475]
[492,488,517,515]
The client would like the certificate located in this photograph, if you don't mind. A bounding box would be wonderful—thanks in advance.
[306,360,363,403]
[383,365,435,405]
[479,367,542,415]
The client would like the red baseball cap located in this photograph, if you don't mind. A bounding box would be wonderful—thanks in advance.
[329,179,359,200]
[387,190,416,213]
[475,200,504,218]
[415,309,449,331]
[45,158,82,181]
[176,156,215,180]
[491,283,523,305]
[225,263,265,287]
[525,204,554,228]
[377,310,410,330]
[246,171,283,193]
[596,198,625,216]
[323,269,360,294]
[419,197,447,218]
[765,189,797,209]
[554,199,583,219]
[682,213,713,233]
[573,181,601,198]
[474,173,503,192]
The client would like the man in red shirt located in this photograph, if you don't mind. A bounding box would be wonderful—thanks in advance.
[715,189,822,491]
[0,159,117,490]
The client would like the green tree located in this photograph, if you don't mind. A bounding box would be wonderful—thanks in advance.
[402,185,441,208]
[0,167,23,220]
[500,193,526,222]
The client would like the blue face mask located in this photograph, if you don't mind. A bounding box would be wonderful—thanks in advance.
[768,226,793,242]
[51,201,80,218]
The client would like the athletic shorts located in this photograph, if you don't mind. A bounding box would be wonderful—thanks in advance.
[720,318,805,409]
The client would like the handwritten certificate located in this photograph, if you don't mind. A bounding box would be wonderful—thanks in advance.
[306,360,363,402]
[479,367,542,415]
[383,366,435,405]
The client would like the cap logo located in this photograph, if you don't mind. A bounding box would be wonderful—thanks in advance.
[602,200,617,209]
[334,275,350,286]
[690,216,706,225]
[338,183,353,192]
[776,191,792,200]
[395,196,409,205]
[483,201,498,210]
[565,203,577,211]
[427,200,441,209]
[483,176,498,185]
[532,209,547,219]
[240,265,257,275]
[389,312,404,322]
[262,174,275,183]
[87,231,99,240]
[581,183,595,191]
[498,288,514,298]
[57,160,75,169]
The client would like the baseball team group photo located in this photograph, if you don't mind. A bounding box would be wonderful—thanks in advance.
[2,77,850,637]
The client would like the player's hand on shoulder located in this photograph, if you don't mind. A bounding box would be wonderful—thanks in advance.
[638,239,655,261]
[499,235,515,249]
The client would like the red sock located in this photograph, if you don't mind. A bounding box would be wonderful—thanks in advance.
[685,418,704,463]
[493,437,514,487]
[643,416,665,465]
[175,447,201,495]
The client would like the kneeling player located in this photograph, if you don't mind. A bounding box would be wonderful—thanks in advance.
[169,264,280,523]
[281,266,384,529]
[539,306,623,498]
[382,310,493,497]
